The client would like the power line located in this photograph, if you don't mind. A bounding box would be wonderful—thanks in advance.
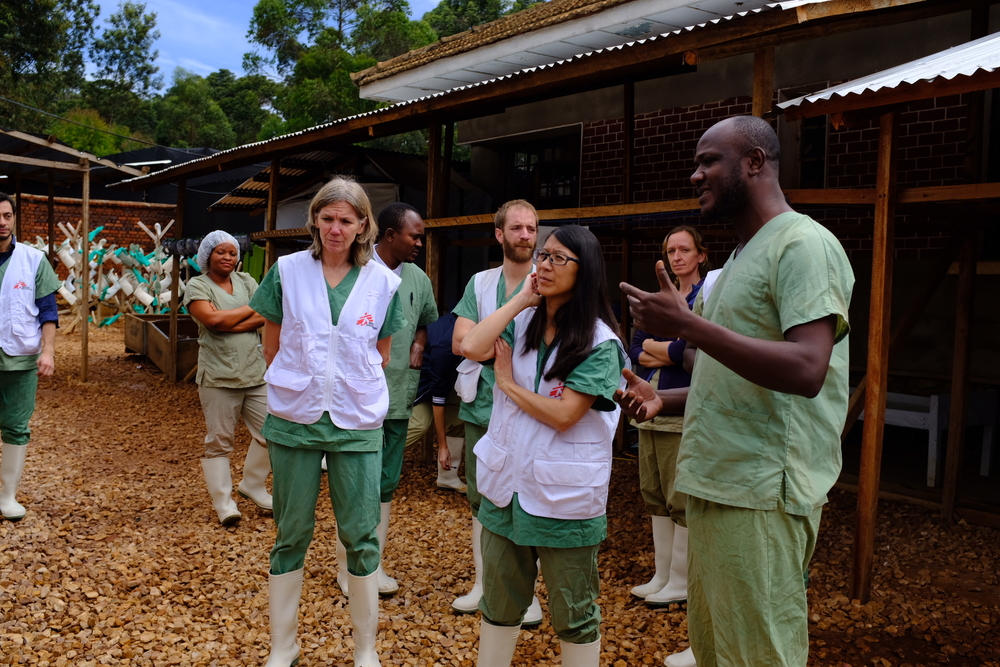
[0,94,161,147]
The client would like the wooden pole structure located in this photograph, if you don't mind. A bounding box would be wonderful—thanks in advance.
[425,227,442,311]
[623,81,634,204]
[47,173,56,266]
[941,233,977,518]
[170,179,186,382]
[265,159,280,272]
[440,121,454,218]
[427,123,442,219]
[851,111,897,603]
[79,159,90,382]
[752,47,775,118]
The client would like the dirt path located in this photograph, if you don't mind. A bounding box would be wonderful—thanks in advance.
[0,325,996,666]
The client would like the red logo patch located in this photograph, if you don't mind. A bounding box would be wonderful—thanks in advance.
[12,280,28,289]
[549,383,565,398]
[356,313,375,327]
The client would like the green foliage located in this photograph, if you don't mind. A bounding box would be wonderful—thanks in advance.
[90,1,162,97]
[154,69,237,149]
[206,70,280,144]
[351,0,436,62]
[46,108,150,156]
[422,0,542,38]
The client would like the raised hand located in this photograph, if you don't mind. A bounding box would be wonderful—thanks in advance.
[620,261,690,339]
[614,367,663,423]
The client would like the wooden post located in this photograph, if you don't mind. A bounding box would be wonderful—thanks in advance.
[752,47,775,119]
[438,121,454,218]
[265,159,280,272]
[941,233,977,518]
[851,111,897,603]
[80,160,90,382]
[427,122,442,219]
[624,81,634,204]
[14,172,21,240]
[425,227,442,310]
[170,179,186,382]
[47,173,56,266]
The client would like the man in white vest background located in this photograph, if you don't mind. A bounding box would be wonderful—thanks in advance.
[450,199,544,624]
[0,192,60,521]
[338,201,439,596]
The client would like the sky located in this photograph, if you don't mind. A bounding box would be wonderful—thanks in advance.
[92,0,442,81]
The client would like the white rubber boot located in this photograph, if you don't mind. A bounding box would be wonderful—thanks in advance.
[321,454,327,472]
[201,457,241,526]
[0,443,28,521]
[523,593,543,627]
[631,515,674,598]
[560,637,601,667]
[437,436,467,493]
[336,532,350,597]
[646,525,688,607]
[665,647,696,667]
[238,440,273,510]
[452,517,484,613]
[476,620,520,667]
[375,501,399,595]
[347,571,381,667]
[265,568,303,667]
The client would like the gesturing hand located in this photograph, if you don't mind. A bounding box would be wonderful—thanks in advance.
[620,261,690,339]
[614,368,663,423]
[493,338,514,391]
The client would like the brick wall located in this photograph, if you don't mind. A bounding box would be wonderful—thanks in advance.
[581,92,973,262]
[16,193,176,254]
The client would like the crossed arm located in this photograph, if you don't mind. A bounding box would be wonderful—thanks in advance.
[189,300,265,333]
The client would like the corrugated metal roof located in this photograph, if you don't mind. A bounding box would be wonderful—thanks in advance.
[779,31,1000,111]
[116,0,837,188]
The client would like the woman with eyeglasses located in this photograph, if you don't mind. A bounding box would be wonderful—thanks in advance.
[460,225,627,667]
[249,177,406,667]
[627,225,709,617]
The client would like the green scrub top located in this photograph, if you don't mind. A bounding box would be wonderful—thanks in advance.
[479,338,626,548]
[249,262,407,451]
[677,211,854,516]
[0,249,60,372]
[183,272,267,389]
[383,262,438,420]
[452,271,528,427]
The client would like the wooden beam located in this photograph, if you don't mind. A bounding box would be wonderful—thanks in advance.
[265,158,281,272]
[0,129,143,176]
[427,123,442,219]
[170,180,186,382]
[439,121,454,218]
[0,153,89,171]
[941,232,978,518]
[425,227,442,310]
[898,182,1000,204]
[80,160,90,383]
[851,111,897,604]
[624,82,634,204]
[752,47,775,118]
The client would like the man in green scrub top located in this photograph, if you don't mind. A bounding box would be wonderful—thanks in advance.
[364,202,438,595]
[621,116,854,667]
[451,199,543,622]
[0,193,60,521]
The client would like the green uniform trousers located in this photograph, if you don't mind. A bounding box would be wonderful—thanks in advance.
[480,525,601,644]
[380,418,409,502]
[464,422,486,517]
[268,442,381,576]
[0,370,38,446]
[687,493,822,667]
[638,428,688,525]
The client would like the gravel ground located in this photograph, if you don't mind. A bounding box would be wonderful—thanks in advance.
[0,324,997,666]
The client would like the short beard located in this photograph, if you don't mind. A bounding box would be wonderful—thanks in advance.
[503,239,534,264]
[701,164,750,224]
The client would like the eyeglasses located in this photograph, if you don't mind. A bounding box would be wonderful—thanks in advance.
[533,249,580,266]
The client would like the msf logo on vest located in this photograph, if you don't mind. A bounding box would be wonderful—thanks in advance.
[12,281,29,289]
[356,313,377,329]
[549,383,565,398]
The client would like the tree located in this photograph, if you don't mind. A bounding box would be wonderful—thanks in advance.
[246,0,361,76]
[155,69,236,149]
[422,0,542,39]
[90,1,162,97]
[46,108,150,156]
[206,69,280,144]
[0,0,99,131]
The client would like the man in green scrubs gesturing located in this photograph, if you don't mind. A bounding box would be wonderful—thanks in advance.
[620,116,854,667]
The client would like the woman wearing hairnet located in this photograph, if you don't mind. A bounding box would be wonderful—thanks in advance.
[184,230,272,526]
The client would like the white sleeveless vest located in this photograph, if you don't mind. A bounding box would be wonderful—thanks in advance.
[264,251,402,428]
[474,311,625,520]
[0,242,45,357]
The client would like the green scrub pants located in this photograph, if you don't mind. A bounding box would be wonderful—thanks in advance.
[464,422,486,517]
[0,370,38,446]
[380,418,409,502]
[268,442,381,576]
[637,428,688,525]
[686,494,822,667]
[479,525,602,644]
